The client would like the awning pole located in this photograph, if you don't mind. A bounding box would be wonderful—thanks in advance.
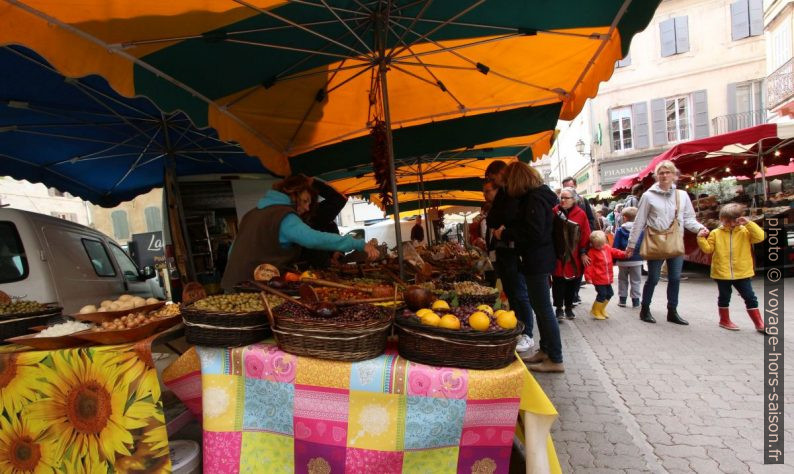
[377,11,405,280]
[417,156,432,246]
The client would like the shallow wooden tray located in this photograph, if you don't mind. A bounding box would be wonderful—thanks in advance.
[4,332,88,350]
[71,301,166,323]
[71,314,180,345]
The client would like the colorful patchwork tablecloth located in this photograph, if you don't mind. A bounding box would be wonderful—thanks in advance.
[164,342,560,473]
[0,341,171,473]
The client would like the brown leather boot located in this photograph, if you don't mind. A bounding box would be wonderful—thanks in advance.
[718,307,739,330]
[747,307,765,333]
[527,360,565,373]
[521,350,548,364]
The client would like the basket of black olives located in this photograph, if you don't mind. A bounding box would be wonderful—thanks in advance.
[181,293,283,347]
[0,295,63,341]
[264,299,393,362]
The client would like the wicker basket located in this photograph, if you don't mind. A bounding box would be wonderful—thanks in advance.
[181,305,271,347]
[265,300,392,362]
[1,306,64,342]
[394,316,523,369]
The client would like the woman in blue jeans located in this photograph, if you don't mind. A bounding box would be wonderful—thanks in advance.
[626,160,708,324]
[494,162,563,373]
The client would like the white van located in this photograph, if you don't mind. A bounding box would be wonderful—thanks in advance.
[0,208,162,313]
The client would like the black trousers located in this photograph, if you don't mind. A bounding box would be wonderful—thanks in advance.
[552,275,581,309]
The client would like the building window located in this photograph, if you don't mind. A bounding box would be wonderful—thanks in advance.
[771,21,792,71]
[111,210,130,240]
[610,107,633,151]
[144,206,162,232]
[731,0,763,41]
[660,17,689,57]
[666,96,691,142]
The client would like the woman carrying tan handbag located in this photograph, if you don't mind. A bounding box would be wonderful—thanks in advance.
[625,161,709,325]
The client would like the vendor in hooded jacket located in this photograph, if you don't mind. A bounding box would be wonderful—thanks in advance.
[221,175,379,292]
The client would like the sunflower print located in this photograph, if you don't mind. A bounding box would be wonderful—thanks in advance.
[24,349,155,466]
[0,352,48,415]
[0,411,59,474]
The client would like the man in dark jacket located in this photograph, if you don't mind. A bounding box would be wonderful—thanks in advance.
[485,161,535,355]
[410,215,425,244]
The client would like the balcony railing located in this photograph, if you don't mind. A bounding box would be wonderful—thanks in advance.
[711,111,766,135]
[767,57,794,109]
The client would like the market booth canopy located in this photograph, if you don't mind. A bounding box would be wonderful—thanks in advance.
[1,0,661,177]
[611,123,794,194]
[325,130,555,195]
[0,45,271,207]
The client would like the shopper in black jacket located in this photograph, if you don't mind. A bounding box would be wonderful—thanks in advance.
[485,161,534,355]
[495,162,564,373]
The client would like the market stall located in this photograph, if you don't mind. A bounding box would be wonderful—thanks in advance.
[162,342,560,474]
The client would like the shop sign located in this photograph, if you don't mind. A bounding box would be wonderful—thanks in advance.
[129,231,165,268]
[576,172,589,185]
[599,155,653,184]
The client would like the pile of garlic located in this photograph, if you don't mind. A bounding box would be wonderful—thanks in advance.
[79,295,161,314]
[35,320,93,337]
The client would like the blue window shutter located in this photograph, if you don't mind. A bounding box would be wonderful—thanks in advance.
[111,210,129,240]
[651,98,668,146]
[727,82,738,116]
[660,19,676,57]
[675,16,690,53]
[749,0,763,36]
[144,206,162,232]
[693,90,709,138]
[731,1,750,40]
[633,102,649,149]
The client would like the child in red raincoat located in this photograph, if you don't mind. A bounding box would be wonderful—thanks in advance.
[584,231,626,320]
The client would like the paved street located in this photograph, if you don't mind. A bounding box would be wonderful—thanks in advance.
[531,266,794,473]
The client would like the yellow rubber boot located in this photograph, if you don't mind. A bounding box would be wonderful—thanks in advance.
[600,300,609,319]
[591,301,606,320]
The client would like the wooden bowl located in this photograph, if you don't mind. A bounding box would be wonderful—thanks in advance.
[71,302,165,323]
[5,333,88,350]
[71,314,180,345]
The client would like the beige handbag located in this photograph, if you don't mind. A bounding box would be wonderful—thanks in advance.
[640,190,685,260]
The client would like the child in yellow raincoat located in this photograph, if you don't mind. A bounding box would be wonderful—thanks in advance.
[697,203,765,332]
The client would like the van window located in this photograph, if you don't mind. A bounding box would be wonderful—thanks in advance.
[81,239,116,277]
[0,221,28,283]
[108,243,140,281]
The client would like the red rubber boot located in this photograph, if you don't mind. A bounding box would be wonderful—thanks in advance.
[718,307,739,330]
[747,307,765,333]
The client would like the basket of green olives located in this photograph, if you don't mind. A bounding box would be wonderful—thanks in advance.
[181,293,282,347]
[1,298,63,342]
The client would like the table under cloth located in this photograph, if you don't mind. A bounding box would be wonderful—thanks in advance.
[0,338,171,472]
[163,342,561,473]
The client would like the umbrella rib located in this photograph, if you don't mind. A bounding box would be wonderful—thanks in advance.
[67,80,160,142]
[387,0,434,58]
[569,0,633,100]
[0,154,105,194]
[224,38,353,59]
[387,24,465,109]
[172,122,233,166]
[288,0,371,17]
[44,123,163,166]
[232,0,369,58]
[390,0,488,59]
[316,0,373,54]
[117,19,359,48]
[105,127,161,195]
[6,0,288,158]
[12,129,134,146]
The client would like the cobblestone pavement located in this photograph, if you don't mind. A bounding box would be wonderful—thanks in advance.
[530,267,794,473]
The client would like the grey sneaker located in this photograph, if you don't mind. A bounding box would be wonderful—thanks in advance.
[516,334,534,352]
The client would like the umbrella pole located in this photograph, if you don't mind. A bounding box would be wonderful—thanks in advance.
[378,63,405,279]
[417,156,431,246]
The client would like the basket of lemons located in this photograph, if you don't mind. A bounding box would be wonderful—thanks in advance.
[394,299,523,370]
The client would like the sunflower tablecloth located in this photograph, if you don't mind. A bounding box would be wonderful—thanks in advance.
[0,341,171,473]
[163,342,560,474]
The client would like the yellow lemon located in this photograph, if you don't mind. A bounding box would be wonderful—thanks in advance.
[494,309,507,318]
[431,300,450,311]
[496,310,518,329]
[439,314,461,330]
[468,311,491,331]
[476,304,493,315]
[416,308,434,318]
[300,270,317,280]
[421,313,441,327]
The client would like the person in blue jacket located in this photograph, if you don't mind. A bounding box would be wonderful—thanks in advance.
[220,175,379,291]
[613,206,644,308]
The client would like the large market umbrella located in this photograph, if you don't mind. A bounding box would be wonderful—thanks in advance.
[3,0,660,271]
[0,45,271,207]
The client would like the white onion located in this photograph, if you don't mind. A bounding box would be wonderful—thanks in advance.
[36,321,92,337]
